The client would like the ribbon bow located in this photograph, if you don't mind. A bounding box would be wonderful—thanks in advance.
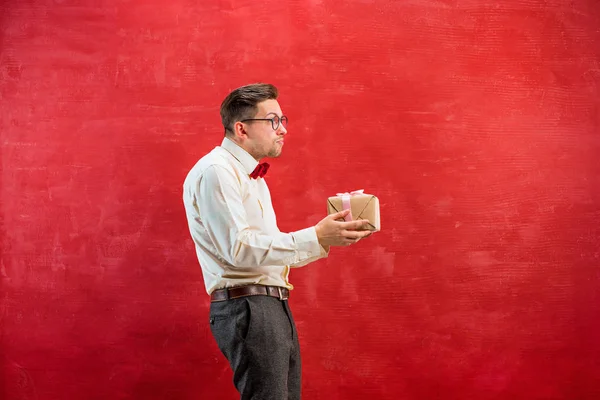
[335,189,364,221]
[249,162,270,179]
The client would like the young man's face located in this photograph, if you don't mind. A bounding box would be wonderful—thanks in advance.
[242,99,287,161]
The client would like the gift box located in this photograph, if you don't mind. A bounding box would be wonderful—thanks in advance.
[326,190,380,232]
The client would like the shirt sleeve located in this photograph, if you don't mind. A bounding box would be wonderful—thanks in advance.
[288,227,330,268]
[196,165,328,269]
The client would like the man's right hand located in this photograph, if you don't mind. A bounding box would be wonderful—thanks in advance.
[315,209,374,247]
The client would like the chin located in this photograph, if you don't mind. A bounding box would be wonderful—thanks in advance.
[268,149,282,158]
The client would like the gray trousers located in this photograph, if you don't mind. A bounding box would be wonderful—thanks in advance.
[209,295,301,399]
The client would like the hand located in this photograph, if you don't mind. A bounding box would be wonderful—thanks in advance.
[315,209,374,247]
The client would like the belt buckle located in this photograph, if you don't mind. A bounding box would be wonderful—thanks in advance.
[277,287,283,300]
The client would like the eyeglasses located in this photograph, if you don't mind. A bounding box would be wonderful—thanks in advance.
[240,115,288,131]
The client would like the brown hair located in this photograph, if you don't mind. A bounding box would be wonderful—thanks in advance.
[220,83,278,134]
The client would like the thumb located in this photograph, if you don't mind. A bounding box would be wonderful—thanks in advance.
[333,209,351,218]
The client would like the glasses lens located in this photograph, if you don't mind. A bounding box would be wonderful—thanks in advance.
[280,116,288,129]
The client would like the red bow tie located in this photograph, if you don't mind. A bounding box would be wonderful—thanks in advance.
[249,162,270,179]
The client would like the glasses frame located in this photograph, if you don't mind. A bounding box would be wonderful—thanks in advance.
[240,115,288,131]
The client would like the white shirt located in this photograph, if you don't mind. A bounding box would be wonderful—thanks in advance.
[183,137,329,295]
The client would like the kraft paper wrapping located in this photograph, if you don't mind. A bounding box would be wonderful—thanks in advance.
[326,190,380,232]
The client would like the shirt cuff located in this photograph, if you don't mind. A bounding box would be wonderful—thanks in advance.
[290,226,323,262]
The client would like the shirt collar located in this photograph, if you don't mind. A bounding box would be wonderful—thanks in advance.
[220,136,259,176]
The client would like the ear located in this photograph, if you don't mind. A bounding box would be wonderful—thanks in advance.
[232,121,247,139]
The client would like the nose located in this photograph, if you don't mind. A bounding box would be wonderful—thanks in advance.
[277,123,287,135]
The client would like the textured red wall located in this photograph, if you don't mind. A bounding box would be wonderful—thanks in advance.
[2,1,599,399]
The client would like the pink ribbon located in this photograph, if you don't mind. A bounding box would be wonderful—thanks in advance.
[335,189,364,221]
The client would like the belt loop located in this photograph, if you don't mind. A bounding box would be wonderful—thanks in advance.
[278,286,283,300]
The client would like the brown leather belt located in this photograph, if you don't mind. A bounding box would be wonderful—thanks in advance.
[210,284,290,302]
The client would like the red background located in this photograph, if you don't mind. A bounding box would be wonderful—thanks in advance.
[2,0,600,399]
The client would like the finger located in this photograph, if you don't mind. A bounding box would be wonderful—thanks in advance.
[331,210,352,223]
[342,230,367,239]
[331,209,351,219]
[340,219,370,230]
[345,229,374,240]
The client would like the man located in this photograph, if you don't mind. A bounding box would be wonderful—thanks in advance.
[182,83,373,399]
